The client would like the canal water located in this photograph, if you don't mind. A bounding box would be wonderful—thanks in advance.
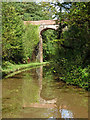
[2,65,88,118]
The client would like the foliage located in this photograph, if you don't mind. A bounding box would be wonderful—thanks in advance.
[2,2,24,64]
[42,29,57,61]
[52,24,89,90]
[42,2,90,90]
[2,2,51,66]
[23,24,39,61]
[64,65,89,90]
[2,2,90,90]
[13,2,52,21]
[68,2,90,26]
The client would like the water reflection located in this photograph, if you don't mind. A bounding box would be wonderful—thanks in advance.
[2,65,88,118]
[22,66,88,118]
[60,109,73,118]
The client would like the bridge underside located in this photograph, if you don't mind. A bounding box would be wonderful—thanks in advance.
[37,24,59,63]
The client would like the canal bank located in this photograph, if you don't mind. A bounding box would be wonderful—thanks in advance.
[2,62,49,78]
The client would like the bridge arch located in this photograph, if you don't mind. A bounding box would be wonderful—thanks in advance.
[40,28,57,36]
[39,24,59,35]
[24,20,60,63]
[39,25,59,62]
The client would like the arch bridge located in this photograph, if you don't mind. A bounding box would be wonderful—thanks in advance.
[24,20,66,62]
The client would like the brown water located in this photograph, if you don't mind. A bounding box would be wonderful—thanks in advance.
[2,66,88,118]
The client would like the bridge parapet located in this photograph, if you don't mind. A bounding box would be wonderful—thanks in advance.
[24,20,58,25]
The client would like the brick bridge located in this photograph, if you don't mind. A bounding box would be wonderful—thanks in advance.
[24,20,64,62]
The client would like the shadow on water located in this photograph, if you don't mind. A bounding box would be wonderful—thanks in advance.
[2,65,88,118]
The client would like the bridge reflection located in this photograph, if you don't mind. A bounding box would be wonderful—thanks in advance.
[22,66,75,118]
[22,65,88,118]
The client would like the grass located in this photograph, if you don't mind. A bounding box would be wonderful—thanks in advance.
[2,62,49,78]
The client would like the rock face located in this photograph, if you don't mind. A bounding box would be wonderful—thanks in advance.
[24,20,59,63]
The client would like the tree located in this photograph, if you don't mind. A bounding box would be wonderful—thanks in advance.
[2,2,24,63]
[13,2,52,21]
[41,2,90,90]
[66,2,90,66]
[41,2,71,37]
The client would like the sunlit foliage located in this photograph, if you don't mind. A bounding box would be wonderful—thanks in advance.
[2,2,24,63]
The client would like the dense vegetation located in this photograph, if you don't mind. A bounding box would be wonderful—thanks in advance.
[42,30,57,61]
[2,2,90,90]
[2,3,24,64]
[13,2,51,21]
[23,24,39,62]
[2,2,51,66]
[42,2,90,90]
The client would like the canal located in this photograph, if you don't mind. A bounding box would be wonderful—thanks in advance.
[2,65,88,118]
